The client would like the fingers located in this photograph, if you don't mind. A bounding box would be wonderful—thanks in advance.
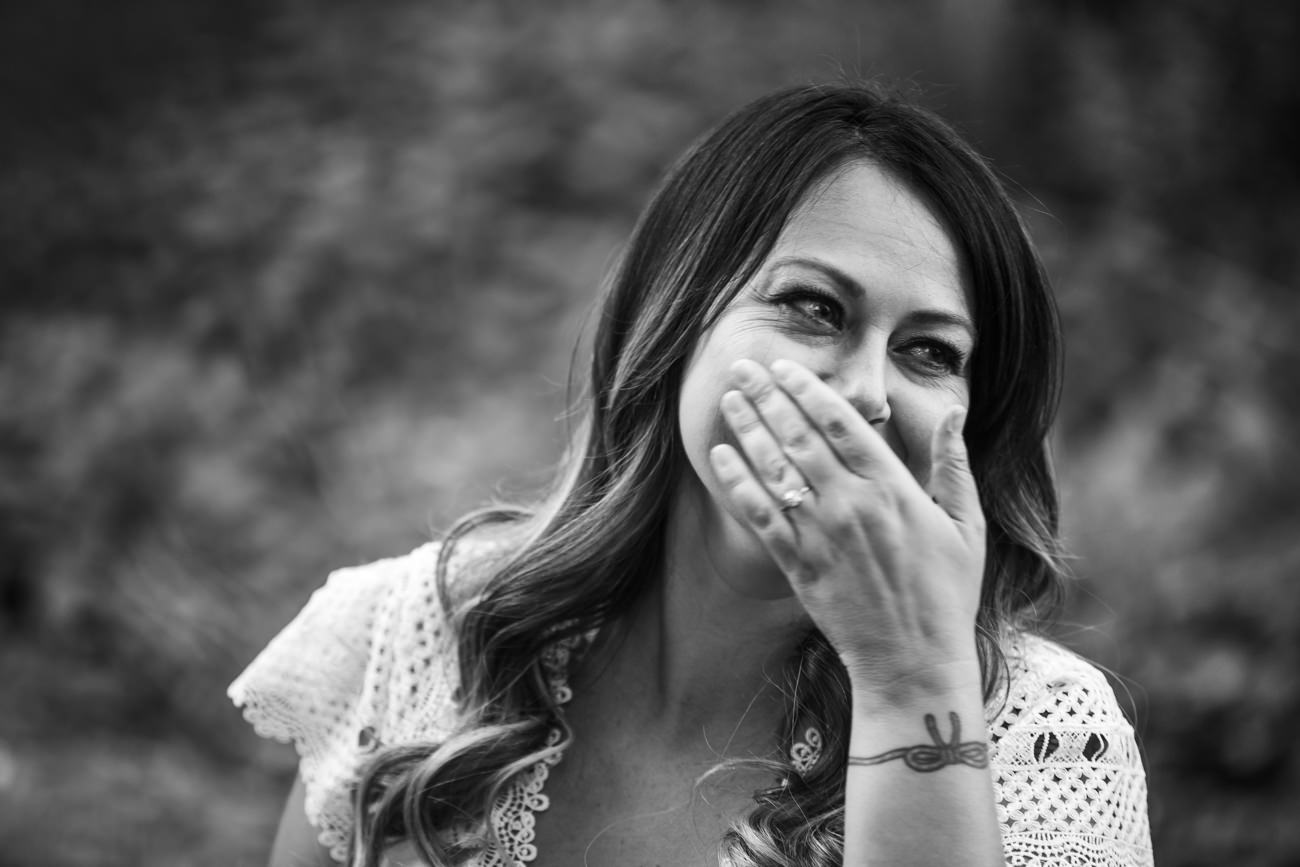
[726,360,841,492]
[765,359,904,482]
[926,406,985,539]
[707,443,803,575]
[723,359,976,532]
[712,360,985,598]
[718,389,809,500]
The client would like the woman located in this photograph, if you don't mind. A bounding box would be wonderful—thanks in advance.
[231,83,1153,866]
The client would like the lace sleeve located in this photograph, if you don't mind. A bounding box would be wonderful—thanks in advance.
[988,636,1154,867]
[228,541,460,863]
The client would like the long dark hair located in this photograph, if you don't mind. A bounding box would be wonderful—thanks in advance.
[352,81,1065,866]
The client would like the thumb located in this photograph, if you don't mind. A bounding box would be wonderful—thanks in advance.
[928,406,982,533]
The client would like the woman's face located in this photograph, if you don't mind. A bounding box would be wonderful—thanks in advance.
[676,160,975,595]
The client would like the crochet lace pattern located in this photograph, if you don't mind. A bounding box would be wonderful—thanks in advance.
[230,543,1153,865]
[472,636,581,866]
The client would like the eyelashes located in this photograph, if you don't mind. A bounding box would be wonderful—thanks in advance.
[767,285,846,331]
[899,338,968,376]
[764,284,970,377]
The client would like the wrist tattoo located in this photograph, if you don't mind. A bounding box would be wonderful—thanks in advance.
[848,712,989,772]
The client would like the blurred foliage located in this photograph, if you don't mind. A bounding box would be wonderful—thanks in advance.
[1,1,1297,865]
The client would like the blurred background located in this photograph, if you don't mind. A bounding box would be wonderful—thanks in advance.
[1,0,1296,864]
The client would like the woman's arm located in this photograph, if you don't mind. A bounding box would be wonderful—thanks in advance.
[268,777,337,867]
[841,671,1002,866]
[710,358,1003,865]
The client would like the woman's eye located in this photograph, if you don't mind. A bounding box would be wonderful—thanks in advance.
[777,290,845,330]
[902,340,967,375]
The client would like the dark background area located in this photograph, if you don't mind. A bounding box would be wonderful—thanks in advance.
[1,1,1296,864]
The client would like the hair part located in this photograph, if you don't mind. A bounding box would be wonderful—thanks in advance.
[352,80,1065,867]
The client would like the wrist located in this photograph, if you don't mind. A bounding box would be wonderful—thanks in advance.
[846,669,989,764]
[845,655,984,714]
[847,708,992,774]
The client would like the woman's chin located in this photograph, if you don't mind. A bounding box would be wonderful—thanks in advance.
[711,514,800,600]
[671,475,802,601]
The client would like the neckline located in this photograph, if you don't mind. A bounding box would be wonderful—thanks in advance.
[482,633,822,866]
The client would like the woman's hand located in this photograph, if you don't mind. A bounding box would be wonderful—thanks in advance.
[707,357,986,704]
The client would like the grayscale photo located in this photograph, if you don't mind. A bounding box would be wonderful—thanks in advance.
[1,2,1295,865]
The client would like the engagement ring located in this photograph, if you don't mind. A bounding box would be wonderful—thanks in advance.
[780,486,812,511]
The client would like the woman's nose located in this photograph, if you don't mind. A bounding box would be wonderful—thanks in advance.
[823,360,891,426]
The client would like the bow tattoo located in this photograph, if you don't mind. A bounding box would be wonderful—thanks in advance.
[848,712,989,772]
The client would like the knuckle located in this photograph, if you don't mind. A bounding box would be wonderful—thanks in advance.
[764,458,789,485]
[860,506,898,535]
[782,427,814,453]
[718,467,747,491]
[825,508,859,535]
[768,536,804,573]
[745,502,775,529]
[750,379,778,404]
[864,477,899,507]
[780,376,808,398]
[822,416,851,440]
[842,449,874,474]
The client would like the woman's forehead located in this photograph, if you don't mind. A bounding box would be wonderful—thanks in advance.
[766,162,967,312]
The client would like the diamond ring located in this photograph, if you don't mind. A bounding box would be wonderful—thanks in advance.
[779,486,812,511]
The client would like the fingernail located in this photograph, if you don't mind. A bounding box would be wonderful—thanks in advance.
[948,407,968,433]
[731,359,760,386]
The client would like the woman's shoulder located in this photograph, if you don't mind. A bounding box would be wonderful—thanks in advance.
[987,635,1153,863]
[990,631,1136,737]
[314,540,443,617]
[988,631,1146,787]
[1010,631,1130,703]
[302,529,512,627]
[229,531,518,733]
[228,535,511,862]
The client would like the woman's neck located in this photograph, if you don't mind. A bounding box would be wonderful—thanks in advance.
[576,484,810,755]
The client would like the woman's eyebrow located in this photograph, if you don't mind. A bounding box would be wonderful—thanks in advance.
[768,256,975,339]
[904,309,977,342]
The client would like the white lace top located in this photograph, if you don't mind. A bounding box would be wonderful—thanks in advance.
[229,542,1154,866]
